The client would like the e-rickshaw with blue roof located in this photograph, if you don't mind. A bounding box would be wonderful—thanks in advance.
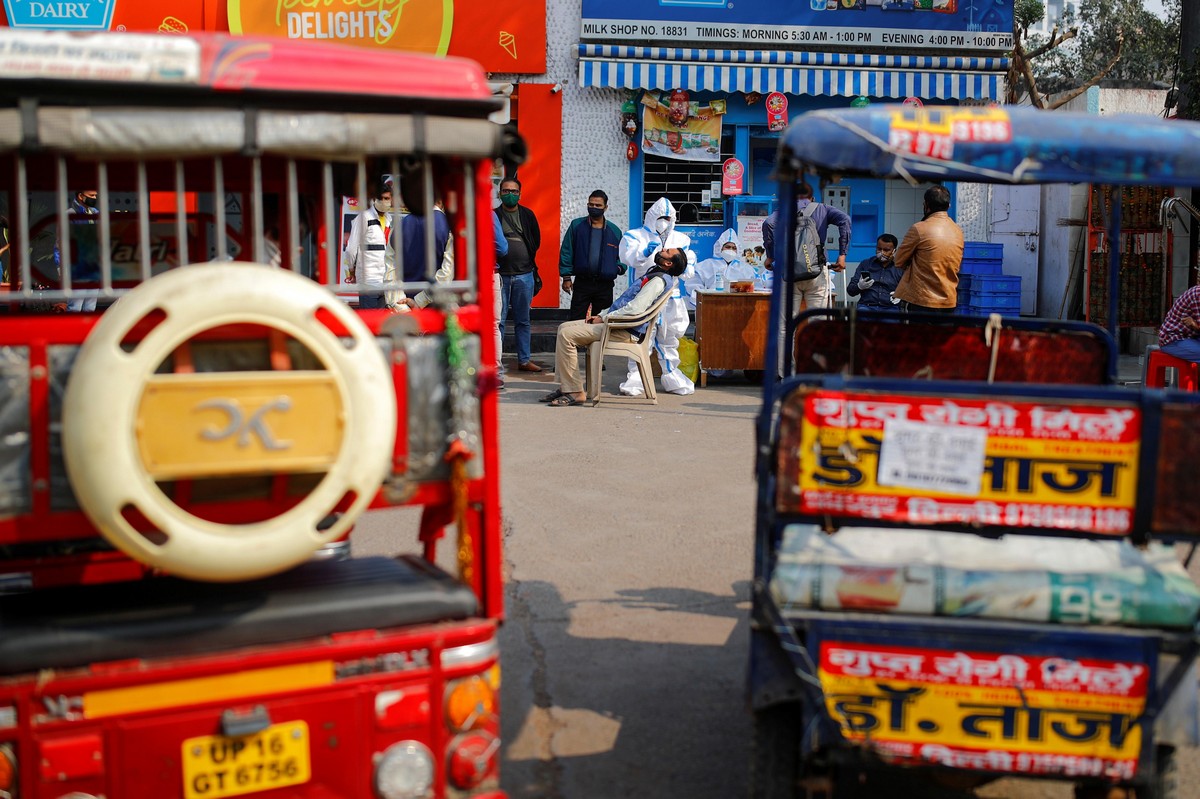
[751,105,1200,798]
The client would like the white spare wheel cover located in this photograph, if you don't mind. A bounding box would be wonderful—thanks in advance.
[62,263,397,581]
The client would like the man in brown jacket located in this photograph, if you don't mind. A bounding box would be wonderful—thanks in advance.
[892,185,964,314]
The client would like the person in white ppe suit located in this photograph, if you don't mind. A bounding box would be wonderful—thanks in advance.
[686,228,757,309]
[617,197,696,396]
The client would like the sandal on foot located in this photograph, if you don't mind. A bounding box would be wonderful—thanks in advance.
[539,389,565,403]
[547,394,583,407]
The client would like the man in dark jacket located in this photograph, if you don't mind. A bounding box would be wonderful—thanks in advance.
[846,234,903,310]
[399,200,450,284]
[559,190,625,320]
[496,176,543,372]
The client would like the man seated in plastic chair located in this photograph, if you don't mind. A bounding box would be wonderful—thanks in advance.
[540,248,687,407]
[1158,285,1200,363]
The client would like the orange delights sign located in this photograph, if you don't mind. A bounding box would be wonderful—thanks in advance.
[227,0,546,72]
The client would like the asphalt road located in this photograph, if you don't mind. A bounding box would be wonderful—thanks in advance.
[356,363,1200,799]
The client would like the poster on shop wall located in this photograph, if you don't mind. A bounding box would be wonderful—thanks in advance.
[641,90,724,163]
[736,215,767,268]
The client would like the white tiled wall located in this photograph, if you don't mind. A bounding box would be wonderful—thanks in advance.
[883,181,930,242]
[884,180,987,243]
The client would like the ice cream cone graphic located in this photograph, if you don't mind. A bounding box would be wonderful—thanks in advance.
[499,31,517,59]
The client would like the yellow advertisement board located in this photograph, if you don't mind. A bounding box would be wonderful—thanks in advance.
[818,642,1148,780]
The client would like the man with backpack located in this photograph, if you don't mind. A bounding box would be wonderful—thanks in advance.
[761,181,852,311]
[559,189,626,320]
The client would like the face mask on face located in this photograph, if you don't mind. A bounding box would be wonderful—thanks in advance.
[797,198,812,209]
[587,206,604,219]
[876,250,892,262]
[374,199,391,214]
[82,195,98,209]
[654,217,670,235]
[500,192,520,208]
[720,249,737,263]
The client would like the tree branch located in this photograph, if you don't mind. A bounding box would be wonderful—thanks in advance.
[1024,25,1078,62]
[1047,35,1124,110]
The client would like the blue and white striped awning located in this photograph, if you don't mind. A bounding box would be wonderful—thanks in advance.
[577,46,1006,101]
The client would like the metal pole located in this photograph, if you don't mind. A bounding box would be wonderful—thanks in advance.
[1107,186,1122,343]
[1181,0,1200,286]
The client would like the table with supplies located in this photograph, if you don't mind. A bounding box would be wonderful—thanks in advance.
[694,289,771,386]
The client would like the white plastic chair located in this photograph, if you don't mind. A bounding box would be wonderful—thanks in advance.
[584,289,673,405]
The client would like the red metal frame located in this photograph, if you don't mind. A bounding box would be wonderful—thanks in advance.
[0,28,509,799]
[1,620,501,799]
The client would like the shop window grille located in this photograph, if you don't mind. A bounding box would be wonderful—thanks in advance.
[642,137,733,226]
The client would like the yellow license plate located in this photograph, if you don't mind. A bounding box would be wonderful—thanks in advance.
[181,720,310,799]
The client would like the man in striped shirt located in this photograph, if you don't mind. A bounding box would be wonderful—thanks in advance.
[1158,285,1200,362]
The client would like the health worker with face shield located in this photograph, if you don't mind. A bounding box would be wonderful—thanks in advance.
[617,197,696,396]
[686,228,757,309]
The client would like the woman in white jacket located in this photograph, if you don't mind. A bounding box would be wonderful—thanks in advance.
[617,197,696,396]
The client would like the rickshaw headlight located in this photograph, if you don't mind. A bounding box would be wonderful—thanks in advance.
[373,740,433,799]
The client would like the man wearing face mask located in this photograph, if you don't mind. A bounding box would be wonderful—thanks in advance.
[540,248,687,407]
[53,189,100,312]
[559,189,625,321]
[760,181,851,311]
[343,180,405,310]
[892,185,965,314]
[617,197,696,396]
[846,234,903,311]
[496,177,544,372]
[688,228,756,309]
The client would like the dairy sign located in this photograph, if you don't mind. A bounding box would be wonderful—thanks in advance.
[580,0,1012,54]
[818,641,1150,779]
[3,0,114,30]
[779,390,1142,535]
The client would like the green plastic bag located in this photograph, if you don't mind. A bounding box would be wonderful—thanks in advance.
[678,336,700,383]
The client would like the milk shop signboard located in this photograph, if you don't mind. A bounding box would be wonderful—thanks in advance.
[580,0,1013,54]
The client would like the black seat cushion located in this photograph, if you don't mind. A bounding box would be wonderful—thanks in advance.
[0,555,478,675]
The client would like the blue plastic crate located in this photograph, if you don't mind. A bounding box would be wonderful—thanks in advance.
[959,306,1018,317]
[963,241,1003,260]
[960,258,1003,275]
[964,293,1021,311]
[960,274,1021,293]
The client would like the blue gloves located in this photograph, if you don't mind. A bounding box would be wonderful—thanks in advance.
[642,241,658,258]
